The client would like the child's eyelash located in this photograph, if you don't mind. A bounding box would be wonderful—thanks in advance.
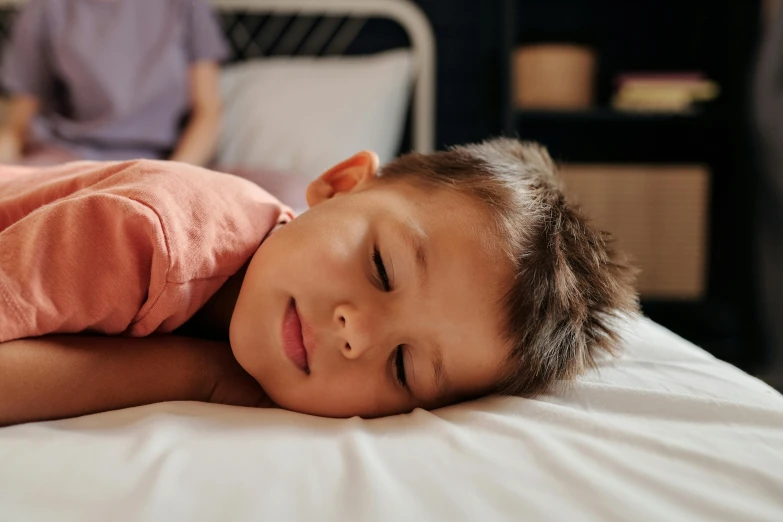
[395,345,408,388]
[372,246,391,291]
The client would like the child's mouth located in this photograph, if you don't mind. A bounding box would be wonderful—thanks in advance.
[282,298,310,374]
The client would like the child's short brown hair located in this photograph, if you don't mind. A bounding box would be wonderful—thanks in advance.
[378,138,639,397]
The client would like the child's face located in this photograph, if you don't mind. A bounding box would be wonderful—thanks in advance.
[230,152,512,418]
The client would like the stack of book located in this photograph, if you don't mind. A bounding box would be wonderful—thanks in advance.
[611,73,719,113]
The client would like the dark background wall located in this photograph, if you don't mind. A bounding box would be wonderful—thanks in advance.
[409,0,505,148]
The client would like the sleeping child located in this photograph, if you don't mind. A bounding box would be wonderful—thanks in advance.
[0,139,638,425]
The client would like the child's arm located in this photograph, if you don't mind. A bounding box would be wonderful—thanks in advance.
[0,335,271,427]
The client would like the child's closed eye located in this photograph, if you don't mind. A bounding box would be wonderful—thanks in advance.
[394,345,408,389]
[372,246,391,291]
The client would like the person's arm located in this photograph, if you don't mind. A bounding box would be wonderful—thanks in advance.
[0,335,271,427]
[169,62,222,166]
[0,94,39,163]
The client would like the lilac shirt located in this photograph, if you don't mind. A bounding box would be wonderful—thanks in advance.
[1,0,229,161]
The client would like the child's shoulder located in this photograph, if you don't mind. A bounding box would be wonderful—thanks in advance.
[3,159,283,216]
[3,158,291,277]
[101,159,263,198]
[116,159,258,193]
[90,159,292,267]
[31,159,283,215]
[0,160,292,341]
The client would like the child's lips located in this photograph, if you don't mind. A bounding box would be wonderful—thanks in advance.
[282,299,309,374]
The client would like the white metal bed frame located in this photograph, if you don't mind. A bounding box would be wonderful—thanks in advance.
[0,0,436,155]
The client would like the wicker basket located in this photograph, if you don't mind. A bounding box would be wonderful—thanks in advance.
[513,44,596,109]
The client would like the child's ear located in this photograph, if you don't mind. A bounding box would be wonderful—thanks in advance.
[306,151,380,208]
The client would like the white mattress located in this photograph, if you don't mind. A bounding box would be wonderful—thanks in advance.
[1,317,782,522]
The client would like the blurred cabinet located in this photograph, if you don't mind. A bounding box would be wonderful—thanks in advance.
[560,164,709,299]
[502,0,763,370]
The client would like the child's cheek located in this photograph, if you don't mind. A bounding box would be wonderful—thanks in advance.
[304,214,369,285]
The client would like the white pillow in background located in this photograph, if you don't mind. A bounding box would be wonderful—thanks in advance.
[217,49,413,179]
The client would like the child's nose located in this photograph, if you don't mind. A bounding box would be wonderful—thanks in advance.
[334,304,380,360]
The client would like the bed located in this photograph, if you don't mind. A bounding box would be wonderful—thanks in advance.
[0,1,782,520]
[0,316,781,521]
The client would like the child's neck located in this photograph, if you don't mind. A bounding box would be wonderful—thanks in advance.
[177,265,247,341]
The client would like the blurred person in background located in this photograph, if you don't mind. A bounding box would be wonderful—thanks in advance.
[0,0,228,167]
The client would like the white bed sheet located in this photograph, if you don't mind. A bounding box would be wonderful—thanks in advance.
[1,317,782,522]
